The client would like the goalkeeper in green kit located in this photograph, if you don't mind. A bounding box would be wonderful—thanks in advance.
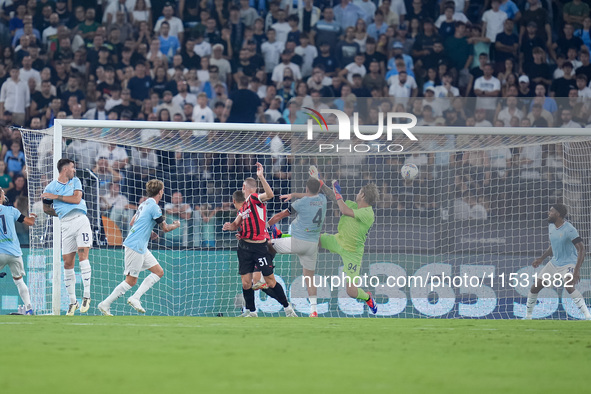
[309,166,379,314]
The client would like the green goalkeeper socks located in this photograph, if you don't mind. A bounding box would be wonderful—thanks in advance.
[356,288,370,301]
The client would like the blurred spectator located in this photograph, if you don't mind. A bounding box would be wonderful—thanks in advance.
[482,0,507,44]
[550,62,577,98]
[0,161,12,190]
[4,140,25,177]
[563,0,590,31]
[497,96,523,126]
[520,0,552,58]
[523,47,552,88]
[315,7,342,50]
[158,21,180,61]
[474,63,500,113]
[164,191,192,247]
[93,156,123,196]
[223,76,262,123]
[127,63,153,104]
[453,192,489,220]
[560,108,582,128]
[154,3,184,42]
[100,182,135,237]
[445,22,472,91]
[5,175,27,206]
[0,67,29,126]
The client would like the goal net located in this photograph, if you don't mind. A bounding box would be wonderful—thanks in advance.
[19,117,591,319]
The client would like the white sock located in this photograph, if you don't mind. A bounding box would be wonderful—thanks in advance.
[103,281,132,307]
[64,268,77,304]
[79,260,91,298]
[525,291,538,318]
[570,289,591,319]
[309,296,317,313]
[13,278,31,309]
[132,273,160,300]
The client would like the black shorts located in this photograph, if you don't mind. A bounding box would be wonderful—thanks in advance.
[237,240,274,276]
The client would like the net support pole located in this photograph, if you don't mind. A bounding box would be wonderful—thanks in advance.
[52,121,63,315]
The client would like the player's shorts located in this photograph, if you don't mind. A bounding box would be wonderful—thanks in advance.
[0,253,25,277]
[320,233,363,278]
[124,247,159,278]
[61,212,92,254]
[237,240,274,276]
[272,237,319,271]
[539,261,576,287]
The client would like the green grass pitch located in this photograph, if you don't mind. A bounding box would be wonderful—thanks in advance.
[1,316,589,394]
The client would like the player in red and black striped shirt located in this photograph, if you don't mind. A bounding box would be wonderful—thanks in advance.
[223,162,296,317]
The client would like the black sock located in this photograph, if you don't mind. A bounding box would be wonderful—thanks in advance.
[262,287,277,299]
[269,282,289,308]
[242,288,255,311]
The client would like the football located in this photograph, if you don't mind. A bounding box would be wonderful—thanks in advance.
[401,163,419,180]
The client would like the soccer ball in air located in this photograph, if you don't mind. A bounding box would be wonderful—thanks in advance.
[401,163,419,180]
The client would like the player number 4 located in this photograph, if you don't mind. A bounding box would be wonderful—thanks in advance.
[312,208,323,226]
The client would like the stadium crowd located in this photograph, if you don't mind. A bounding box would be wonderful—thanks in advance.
[0,0,588,245]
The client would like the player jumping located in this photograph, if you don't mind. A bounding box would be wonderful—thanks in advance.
[98,179,180,316]
[0,188,36,314]
[222,162,296,317]
[524,203,591,320]
[310,166,379,314]
[42,158,93,316]
[271,177,327,317]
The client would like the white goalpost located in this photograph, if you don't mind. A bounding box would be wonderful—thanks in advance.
[20,119,591,319]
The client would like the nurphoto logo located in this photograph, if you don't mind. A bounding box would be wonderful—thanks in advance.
[304,108,418,153]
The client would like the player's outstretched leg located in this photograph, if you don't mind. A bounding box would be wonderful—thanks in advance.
[263,274,296,317]
[13,277,32,315]
[99,280,133,316]
[350,285,377,314]
[524,279,544,320]
[566,287,591,320]
[79,256,92,313]
[303,269,318,317]
[128,266,163,314]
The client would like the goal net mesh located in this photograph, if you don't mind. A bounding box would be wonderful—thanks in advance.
[19,122,591,319]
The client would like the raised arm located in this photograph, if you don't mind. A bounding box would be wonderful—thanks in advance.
[256,162,274,202]
[268,209,290,227]
[323,180,355,218]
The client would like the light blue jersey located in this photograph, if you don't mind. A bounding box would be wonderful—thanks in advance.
[43,177,87,219]
[0,205,24,256]
[548,222,580,267]
[291,194,327,242]
[124,198,163,254]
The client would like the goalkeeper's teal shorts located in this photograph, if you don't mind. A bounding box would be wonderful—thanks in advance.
[320,233,363,278]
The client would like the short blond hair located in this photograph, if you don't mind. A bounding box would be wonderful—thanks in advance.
[243,177,257,191]
[146,179,164,197]
[361,183,379,206]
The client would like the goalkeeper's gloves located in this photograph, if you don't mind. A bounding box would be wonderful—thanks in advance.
[332,180,343,201]
[308,165,324,187]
